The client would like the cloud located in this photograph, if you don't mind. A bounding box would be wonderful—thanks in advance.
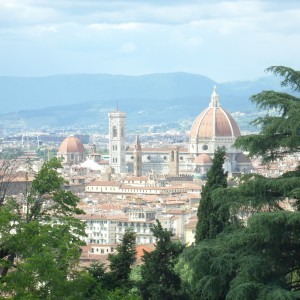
[0,0,300,81]
[87,22,142,31]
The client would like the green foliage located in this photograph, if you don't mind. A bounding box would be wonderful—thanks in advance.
[0,148,23,160]
[178,66,300,300]
[235,66,300,163]
[139,220,186,300]
[216,173,300,213]
[85,230,137,297]
[36,148,57,161]
[195,148,228,243]
[24,157,85,223]
[0,158,86,299]
[108,229,137,290]
[180,211,300,300]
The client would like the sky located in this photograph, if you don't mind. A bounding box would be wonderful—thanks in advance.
[0,0,300,82]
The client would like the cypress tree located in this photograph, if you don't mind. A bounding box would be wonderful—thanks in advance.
[139,220,185,300]
[195,147,228,243]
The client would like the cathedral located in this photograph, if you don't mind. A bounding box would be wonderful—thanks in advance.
[57,87,252,177]
[124,86,252,176]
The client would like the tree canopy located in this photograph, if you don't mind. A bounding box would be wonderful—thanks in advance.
[195,148,228,243]
[139,220,186,300]
[179,66,300,299]
[0,158,87,298]
[235,66,300,163]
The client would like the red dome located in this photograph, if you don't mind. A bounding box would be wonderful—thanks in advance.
[190,87,241,141]
[195,153,213,164]
[58,136,85,154]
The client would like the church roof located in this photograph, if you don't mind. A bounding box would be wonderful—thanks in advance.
[58,136,85,154]
[190,86,241,140]
[195,153,213,165]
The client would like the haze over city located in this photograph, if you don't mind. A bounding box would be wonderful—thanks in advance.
[1,0,300,82]
[0,1,300,299]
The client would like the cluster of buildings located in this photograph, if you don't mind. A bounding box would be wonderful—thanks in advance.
[50,87,255,264]
[2,87,257,264]
[58,87,252,177]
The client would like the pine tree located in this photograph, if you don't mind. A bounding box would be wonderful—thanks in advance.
[108,229,137,290]
[179,66,300,299]
[195,147,228,243]
[139,220,186,300]
[235,66,300,163]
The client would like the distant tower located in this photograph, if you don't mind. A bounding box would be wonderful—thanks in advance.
[169,146,179,176]
[133,134,142,177]
[108,110,126,174]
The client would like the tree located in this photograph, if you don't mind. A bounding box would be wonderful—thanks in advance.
[235,66,300,163]
[85,230,138,298]
[0,158,87,298]
[0,151,21,205]
[180,212,300,300]
[108,229,137,290]
[195,148,228,243]
[139,220,186,300]
[178,66,300,299]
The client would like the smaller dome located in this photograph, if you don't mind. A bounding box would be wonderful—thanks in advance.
[58,136,85,154]
[236,153,251,164]
[195,153,213,165]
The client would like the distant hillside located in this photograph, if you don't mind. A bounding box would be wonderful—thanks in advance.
[0,72,288,131]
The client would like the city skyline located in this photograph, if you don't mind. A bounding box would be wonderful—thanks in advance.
[0,0,300,82]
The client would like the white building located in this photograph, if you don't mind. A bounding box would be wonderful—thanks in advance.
[126,87,252,176]
[108,110,126,174]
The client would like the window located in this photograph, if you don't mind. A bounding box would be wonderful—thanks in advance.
[113,126,117,137]
[171,151,174,162]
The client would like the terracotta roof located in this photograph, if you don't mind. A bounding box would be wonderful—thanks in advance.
[195,153,213,164]
[124,176,148,181]
[136,243,156,264]
[87,180,120,186]
[58,136,85,153]
[190,88,241,140]
[190,107,241,140]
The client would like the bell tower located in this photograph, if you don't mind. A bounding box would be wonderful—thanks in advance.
[133,134,142,177]
[108,110,126,174]
[169,145,179,176]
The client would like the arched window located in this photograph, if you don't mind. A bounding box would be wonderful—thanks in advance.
[171,151,174,162]
[121,127,124,138]
[113,126,117,137]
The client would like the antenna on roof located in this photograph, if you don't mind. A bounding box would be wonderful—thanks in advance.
[116,100,119,112]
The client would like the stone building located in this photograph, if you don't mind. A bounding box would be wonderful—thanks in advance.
[124,87,252,176]
[108,110,126,174]
[57,136,86,165]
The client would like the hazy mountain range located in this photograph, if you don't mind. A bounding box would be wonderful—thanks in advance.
[0,72,287,132]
